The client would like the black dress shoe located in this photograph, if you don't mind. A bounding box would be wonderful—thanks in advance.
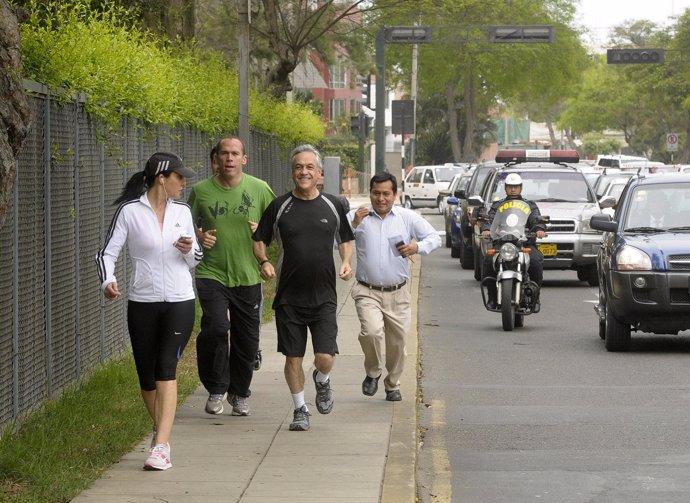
[385,389,402,401]
[362,375,380,396]
[487,299,497,310]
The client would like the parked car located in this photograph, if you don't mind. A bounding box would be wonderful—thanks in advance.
[590,174,690,351]
[438,164,473,217]
[592,169,635,198]
[618,160,676,174]
[469,149,613,285]
[400,164,464,213]
[456,162,499,272]
[594,154,648,170]
[598,176,632,214]
[443,168,475,257]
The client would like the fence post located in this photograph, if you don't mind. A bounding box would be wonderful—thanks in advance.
[73,99,82,381]
[12,157,20,421]
[44,94,53,397]
[98,138,106,362]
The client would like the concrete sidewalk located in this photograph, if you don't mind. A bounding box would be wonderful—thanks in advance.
[72,194,420,503]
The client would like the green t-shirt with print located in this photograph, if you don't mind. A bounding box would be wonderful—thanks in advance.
[188,173,275,287]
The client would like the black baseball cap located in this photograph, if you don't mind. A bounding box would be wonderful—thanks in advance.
[145,152,196,178]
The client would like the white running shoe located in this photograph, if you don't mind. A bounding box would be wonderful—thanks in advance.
[144,443,172,471]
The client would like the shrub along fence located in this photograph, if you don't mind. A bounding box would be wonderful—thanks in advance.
[0,80,292,432]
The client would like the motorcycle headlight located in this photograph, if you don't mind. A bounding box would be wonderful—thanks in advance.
[499,243,519,261]
[615,245,652,271]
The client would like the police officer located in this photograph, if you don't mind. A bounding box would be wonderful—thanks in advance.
[480,173,546,312]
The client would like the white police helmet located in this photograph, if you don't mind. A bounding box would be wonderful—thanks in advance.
[505,173,523,186]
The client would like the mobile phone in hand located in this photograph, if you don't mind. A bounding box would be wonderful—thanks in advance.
[179,233,192,241]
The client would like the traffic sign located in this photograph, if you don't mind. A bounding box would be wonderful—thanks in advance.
[667,133,679,152]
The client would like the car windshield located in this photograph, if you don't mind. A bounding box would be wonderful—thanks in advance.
[624,183,690,230]
[491,171,594,203]
[435,167,463,182]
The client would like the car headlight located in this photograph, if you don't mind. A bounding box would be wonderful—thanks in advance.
[615,245,652,271]
[581,215,599,233]
[499,243,519,261]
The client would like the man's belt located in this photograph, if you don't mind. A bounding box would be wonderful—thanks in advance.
[358,280,407,292]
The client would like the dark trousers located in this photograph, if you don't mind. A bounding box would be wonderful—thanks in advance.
[128,299,195,391]
[484,247,543,301]
[195,279,262,398]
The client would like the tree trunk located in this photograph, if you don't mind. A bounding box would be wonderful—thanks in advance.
[446,80,462,162]
[461,74,476,162]
[261,0,298,98]
[546,119,557,147]
[0,0,32,232]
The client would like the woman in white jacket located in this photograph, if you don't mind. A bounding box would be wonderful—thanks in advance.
[96,152,202,471]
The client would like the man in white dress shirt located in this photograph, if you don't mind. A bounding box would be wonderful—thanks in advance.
[347,172,441,401]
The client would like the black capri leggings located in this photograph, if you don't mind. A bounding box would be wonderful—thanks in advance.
[127,299,195,391]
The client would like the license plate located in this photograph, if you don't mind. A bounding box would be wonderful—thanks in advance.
[537,243,557,257]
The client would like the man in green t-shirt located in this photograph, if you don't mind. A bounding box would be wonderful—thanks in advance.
[188,136,275,417]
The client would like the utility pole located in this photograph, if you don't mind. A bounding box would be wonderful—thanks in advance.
[410,41,418,167]
[375,29,386,174]
[237,0,250,145]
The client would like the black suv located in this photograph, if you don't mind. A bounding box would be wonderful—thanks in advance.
[455,162,498,272]
[590,174,690,351]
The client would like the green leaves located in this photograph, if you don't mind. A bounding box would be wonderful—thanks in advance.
[19,0,324,144]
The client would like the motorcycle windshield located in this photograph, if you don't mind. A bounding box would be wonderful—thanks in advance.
[489,200,530,241]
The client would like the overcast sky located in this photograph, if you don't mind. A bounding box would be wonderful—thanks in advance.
[576,0,690,48]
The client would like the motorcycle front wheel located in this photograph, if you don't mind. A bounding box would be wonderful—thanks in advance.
[501,278,516,332]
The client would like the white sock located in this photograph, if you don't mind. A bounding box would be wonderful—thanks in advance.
[314,370,329,383]
[292,391,306,410]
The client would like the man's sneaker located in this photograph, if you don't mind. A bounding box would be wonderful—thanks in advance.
[143,443,172,471]
[205,392,227,415]
[229,394,251,416]
[254,349,262,371]
[313,369,334,414]
[289,405,311,431]
[385,389,402,402]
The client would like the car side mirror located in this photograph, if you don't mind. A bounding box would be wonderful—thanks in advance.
[456,189,466,199]
[590,214,616,232]
[468,195,484,207]
[598,195,617,209]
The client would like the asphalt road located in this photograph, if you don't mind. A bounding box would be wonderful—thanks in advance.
[416,210,690,503]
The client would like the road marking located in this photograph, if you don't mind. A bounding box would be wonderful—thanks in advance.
[431,399,452,502]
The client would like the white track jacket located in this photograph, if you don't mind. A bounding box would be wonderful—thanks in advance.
[96,194,203,302]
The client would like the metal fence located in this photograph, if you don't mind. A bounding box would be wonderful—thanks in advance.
[0,81,293,431]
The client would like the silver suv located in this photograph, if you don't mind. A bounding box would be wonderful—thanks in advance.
[471,150,614,286]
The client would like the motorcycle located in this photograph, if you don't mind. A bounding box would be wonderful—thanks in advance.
[478,200,548,331]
